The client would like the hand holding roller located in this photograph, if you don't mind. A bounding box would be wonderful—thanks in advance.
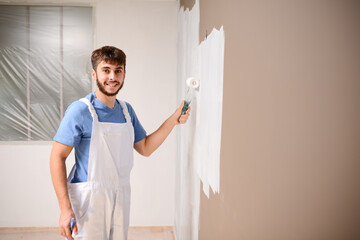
[178,77,200,123]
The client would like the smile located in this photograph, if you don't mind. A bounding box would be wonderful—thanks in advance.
[105,82,119,88]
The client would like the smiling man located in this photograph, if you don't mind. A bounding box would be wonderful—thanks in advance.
[49,46,190,240]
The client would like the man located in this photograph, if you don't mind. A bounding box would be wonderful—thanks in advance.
[50,46,190,240]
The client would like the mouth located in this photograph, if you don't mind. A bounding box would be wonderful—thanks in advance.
[105,81,119,88]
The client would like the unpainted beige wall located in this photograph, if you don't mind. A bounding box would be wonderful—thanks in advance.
[181,0,360,239]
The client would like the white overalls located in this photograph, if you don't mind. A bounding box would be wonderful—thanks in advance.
[67,98,134,240]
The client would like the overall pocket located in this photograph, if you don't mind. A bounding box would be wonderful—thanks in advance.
[68,182,92,221]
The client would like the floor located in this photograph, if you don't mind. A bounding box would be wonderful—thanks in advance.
[0,226,175,240]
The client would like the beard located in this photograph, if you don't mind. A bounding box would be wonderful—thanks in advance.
[96,77,124,97]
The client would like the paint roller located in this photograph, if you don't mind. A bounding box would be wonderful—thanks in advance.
[178,77,200,123]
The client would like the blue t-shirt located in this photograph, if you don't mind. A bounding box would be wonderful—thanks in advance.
[54,93,147,183]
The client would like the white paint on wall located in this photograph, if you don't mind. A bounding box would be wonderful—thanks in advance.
[0,0,177,228]
[175,1,200,239]
[194,27,225,197]
[176,0,225,239]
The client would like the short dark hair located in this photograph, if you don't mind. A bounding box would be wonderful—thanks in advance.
[91,46,126,71]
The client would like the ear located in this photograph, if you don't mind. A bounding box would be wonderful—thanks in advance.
[91,69,97,81]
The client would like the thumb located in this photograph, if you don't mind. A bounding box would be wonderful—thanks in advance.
[175,100,185,115]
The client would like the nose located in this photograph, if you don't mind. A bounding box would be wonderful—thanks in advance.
[109,71,115,80]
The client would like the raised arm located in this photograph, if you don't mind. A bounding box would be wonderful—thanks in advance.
[49,141,77,240]
[134,101,190,157]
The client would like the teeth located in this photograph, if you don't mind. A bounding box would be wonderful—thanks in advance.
[107,82,118,87]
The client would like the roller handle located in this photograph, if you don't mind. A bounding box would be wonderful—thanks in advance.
[66,218,75,240]
[178,101,190,123]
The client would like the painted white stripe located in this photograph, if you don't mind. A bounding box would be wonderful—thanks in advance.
[176,1,225,239]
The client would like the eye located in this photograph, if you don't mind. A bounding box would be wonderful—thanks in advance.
[116,70,122,74]
[103,69,109,73]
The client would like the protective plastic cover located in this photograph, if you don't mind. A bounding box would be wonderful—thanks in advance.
[0,5,92,141]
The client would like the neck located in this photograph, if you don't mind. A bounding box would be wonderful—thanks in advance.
[95,89,117,109]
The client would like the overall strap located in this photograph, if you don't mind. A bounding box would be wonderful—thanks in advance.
[118,100,131,123]
[80,98,98,121]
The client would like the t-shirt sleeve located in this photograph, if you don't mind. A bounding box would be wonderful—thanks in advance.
[125,102,147,143]
[54,101,87,147]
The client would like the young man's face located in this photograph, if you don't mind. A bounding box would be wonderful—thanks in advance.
[92,60,126,97]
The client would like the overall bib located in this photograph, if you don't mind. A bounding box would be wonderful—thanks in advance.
[67,98,134,240]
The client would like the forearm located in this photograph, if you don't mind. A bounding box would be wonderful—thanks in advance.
[142,114,178,156]
[50,156,71,210]
[134,101,190,156]
[49,142,73,211]
[50,142,76,239]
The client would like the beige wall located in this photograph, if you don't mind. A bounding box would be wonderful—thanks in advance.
[182,0,360,239]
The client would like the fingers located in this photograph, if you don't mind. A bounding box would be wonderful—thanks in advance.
[176,100,185,116]
[65,226,73,240]
[178,106,190,124]
[60,224,76,240]
[59,215,76,240]
[59,225,71,240]
[174,101,191,125]
[180,100,185,108]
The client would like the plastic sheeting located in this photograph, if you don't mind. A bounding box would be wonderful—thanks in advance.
[0,6,92,141]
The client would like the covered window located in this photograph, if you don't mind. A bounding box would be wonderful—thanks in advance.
[0,5,93,141]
